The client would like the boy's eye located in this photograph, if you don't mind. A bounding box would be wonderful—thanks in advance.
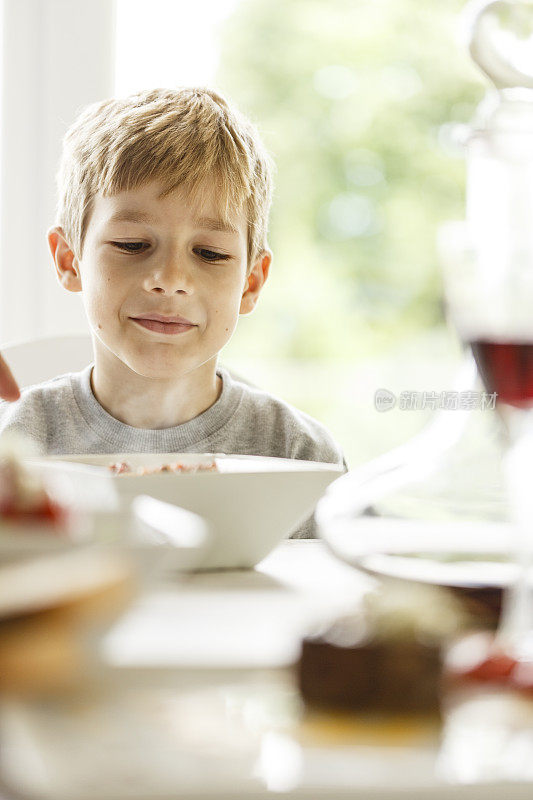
[110,243,229,261]
[195,249,230,262]
[112,241,148,253]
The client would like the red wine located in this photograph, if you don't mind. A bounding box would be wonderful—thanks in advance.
[470,340,533,407]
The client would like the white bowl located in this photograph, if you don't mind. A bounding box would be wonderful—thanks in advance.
[28,453,343,569]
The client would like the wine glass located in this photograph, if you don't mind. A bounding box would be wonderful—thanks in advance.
[442,0,533,671]
[440,103,533,672]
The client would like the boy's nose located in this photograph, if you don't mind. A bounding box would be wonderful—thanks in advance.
[143,255,193,295]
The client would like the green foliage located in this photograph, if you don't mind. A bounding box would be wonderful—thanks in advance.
[217,0,486,362]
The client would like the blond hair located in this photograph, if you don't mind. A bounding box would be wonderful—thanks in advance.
[56,87,275,269]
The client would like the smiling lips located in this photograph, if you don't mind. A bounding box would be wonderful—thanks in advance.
[131,313,197,336]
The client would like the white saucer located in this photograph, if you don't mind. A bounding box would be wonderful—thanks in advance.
[321,516,516,589]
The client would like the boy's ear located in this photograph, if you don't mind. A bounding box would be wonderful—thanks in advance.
[239,250,272,315]
[47,226,82,293]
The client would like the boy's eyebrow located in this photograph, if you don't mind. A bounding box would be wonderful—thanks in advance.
[193,216,240,235]
[106,211,239,235]
[107,210,156,225]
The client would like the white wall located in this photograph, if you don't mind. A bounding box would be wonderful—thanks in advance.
[0,0,115,345]
[114,0,239,96]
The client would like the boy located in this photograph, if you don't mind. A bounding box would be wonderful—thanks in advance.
[0,87,346,537]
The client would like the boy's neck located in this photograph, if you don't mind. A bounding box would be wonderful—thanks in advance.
[90,351,222,430]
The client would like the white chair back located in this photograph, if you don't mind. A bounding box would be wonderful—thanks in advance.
[1,334,94,388]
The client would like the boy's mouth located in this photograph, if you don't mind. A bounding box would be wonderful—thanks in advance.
[130,314,197,336]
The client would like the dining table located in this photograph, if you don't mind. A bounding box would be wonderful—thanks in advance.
[1,538,533,800]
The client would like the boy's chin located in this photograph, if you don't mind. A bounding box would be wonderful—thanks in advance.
[129,362,190,380]
[124,353,213,382]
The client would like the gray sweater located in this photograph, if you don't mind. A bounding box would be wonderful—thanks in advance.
[0,364,346,538]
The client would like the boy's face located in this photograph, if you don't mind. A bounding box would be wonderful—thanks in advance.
[49,181,270,382]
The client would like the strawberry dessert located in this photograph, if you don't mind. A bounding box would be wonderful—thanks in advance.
[0,434,69,533]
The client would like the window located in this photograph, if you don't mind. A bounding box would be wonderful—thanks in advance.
[0,0,486,466]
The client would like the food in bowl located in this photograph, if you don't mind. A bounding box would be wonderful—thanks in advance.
[108,459,218,476]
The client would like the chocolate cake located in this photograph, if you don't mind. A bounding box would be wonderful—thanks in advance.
[298,580,467,714]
